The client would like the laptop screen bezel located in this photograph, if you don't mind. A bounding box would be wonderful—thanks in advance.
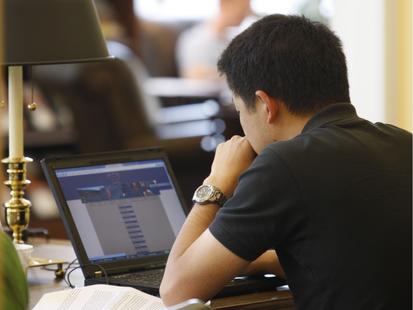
[41,147,190,279]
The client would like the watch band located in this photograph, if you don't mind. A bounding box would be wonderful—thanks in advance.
[211,187,227,207]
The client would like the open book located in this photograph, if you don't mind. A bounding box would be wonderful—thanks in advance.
[33,284,210,310]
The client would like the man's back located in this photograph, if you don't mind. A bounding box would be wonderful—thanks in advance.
[270,103,411,309]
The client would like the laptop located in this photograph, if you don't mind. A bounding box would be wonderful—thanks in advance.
[41,148,286,298]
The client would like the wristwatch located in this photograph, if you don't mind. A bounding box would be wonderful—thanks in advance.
[192,184,227,207]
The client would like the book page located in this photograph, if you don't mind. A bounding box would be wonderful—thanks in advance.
[33,284,163,310]
[105,287,164,310]
[109,292,164,310]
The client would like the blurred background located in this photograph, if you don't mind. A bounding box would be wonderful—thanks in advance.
[0,0,411,239]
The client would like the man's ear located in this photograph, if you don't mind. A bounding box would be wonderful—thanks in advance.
[255,90,279,124]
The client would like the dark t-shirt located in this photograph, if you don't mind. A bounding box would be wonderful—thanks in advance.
[209,103,412,310]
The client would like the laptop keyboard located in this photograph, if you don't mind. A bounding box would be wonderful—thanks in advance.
[110,268,164,287]
[91,269,287,298]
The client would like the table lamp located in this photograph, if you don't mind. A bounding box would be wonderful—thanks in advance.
[1,0,112,244]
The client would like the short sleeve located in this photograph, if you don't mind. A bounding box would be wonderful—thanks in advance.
[209,147,303,261]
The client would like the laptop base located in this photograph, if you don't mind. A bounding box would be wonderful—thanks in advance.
[85,273,287,298]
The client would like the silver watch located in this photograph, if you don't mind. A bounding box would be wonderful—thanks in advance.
[192,184,227,207]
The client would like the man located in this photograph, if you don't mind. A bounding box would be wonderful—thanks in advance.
[160,14,412,310]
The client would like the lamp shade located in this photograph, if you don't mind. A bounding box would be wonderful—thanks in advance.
[3,0,111,66]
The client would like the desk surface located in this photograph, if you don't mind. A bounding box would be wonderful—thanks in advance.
[28,240,295,310]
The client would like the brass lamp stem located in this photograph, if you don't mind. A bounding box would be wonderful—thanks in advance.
[2,157,32,243]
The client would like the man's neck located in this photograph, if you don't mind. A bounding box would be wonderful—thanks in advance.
[276,113,313,141]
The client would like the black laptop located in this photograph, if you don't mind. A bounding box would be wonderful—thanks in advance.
[41,148,286,298]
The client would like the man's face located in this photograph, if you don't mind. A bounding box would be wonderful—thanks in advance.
[233,95,272,154]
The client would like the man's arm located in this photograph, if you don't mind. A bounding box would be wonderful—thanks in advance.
[160,207,285,305]
[160,203,250,305]
[160,136,284,306]
[243,250,286,279]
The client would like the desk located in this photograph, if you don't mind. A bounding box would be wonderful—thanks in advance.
[28,240,295,309]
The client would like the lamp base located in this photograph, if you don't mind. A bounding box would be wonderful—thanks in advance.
[3,158,68,279]
[29,257,67,279]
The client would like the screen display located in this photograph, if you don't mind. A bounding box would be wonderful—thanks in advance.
[55,159,186,263]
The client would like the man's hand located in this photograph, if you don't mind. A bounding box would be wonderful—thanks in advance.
[204,135,256,197]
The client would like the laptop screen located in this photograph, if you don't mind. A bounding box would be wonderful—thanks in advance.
[54,158,186,264]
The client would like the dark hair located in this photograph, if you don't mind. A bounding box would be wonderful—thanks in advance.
[217,14,350,114]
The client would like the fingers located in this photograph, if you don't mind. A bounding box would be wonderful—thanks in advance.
[216,135,250,150]
[206,136,255,197]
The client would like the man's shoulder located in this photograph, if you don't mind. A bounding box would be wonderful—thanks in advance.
[373,122,412,140]
[266,119,411,155]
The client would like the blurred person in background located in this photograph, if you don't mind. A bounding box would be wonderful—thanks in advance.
[176,0,252,80]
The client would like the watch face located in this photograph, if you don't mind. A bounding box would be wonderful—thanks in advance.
[196,185,213,202]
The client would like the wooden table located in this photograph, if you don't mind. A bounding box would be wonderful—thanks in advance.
[28,239,295,309]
